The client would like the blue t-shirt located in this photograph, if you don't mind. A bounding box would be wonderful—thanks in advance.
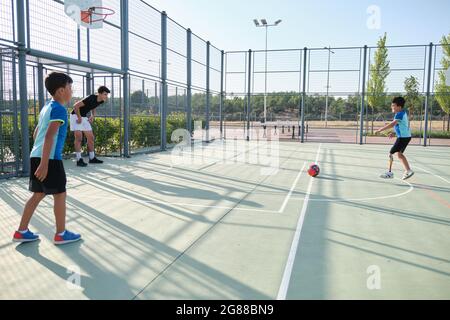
[30,100,68,160]
[394,110,411,138]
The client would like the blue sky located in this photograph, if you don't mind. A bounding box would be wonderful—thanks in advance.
[148,0,450,51]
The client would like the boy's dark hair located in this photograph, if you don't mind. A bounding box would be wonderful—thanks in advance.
[98,86,111,94]
[392,96,406,108]
[45,72,73,96]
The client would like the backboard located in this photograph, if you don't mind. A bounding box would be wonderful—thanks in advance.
[65,0,114,29]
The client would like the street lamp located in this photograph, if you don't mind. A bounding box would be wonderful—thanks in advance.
[253,18,282,123]
[324,46,335,128]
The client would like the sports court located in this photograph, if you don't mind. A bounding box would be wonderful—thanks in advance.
[1,140,449,299]
[1,0,450,300]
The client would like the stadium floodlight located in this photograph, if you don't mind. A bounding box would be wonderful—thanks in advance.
[253,18,283,123]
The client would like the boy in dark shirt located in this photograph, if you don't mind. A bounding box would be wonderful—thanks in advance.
[70,86,110,167]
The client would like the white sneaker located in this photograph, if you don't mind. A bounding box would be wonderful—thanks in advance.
[402,170,415,180]
[380,172,394,179]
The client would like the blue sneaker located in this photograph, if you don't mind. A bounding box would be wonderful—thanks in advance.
[13,229,40,243]
[54,230,82,245]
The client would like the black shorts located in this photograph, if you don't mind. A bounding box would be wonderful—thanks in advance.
[29,158,67,195]
[390,137,411,155]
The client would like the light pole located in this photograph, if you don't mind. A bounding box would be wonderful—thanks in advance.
[253,18,282,123]
[324,46,334,128]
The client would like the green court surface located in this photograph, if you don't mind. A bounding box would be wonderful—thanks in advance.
[0,141,449,299]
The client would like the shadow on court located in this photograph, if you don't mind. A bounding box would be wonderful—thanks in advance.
[1,180,272,299]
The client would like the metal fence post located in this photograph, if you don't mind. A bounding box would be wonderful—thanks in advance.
[77,26,81,61]
[0,59,3,172]
[423,42,433,147]
[186,29,192,136]
[246,49,252,141]
[220,50,224,139]
[300,47,307,143]
[161,11,168,150]
[25,0,30,48]
[175,87,178,109]
[17,0,30,175]
[87,28,91,62]
[37,63,45,111]
[141,79,145,106]
[120,0,130,156]
[0,53,3,108]
[360,45,368,145]
[206,41,210,142]
[12,51,20,174]
[86,73,92,95]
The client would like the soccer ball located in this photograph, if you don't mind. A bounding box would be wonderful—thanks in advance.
[308,164,320,177]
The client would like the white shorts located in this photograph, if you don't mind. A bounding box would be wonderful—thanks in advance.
[70,114,92,132]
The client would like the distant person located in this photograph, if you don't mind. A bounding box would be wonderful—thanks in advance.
[70,86,110,167]
[375,97,414,180]
[13,72,81,245]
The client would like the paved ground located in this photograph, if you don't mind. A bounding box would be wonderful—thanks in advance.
[1,141,449,299]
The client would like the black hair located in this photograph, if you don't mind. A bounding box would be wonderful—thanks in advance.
[44,72,73,96]
[392,96,406,108]
[98,86,111,94]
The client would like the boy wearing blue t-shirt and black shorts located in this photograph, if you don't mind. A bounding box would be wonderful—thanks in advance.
[12,72,82,245]
[375,97,415,180]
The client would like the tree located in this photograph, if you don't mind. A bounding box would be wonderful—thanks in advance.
[130,90,148,104]
[404,75,421,121]
[435,34,450,131]
[367,33,391,133]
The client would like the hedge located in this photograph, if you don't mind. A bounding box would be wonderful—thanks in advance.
[0,113,191,160]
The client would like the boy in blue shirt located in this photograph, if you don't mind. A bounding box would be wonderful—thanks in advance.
[13,72,82,245]
[375,97,414,180]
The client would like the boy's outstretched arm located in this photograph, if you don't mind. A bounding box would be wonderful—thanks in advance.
[375,120,397,134]
[34,122,61,182]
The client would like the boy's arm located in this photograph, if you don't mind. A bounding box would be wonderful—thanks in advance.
[375,120,397,134]
[73,101,85,122]
[34,122,61,181]
[89,108,96,123]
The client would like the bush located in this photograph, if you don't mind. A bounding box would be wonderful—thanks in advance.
[1,112,193,163]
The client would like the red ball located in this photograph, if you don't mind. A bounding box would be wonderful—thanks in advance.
[308,164,320,177]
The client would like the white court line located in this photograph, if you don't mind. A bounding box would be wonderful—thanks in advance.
[278,162,307,213]
[414,165,450,184]
[287,177,414,202]
[277,143,322,300]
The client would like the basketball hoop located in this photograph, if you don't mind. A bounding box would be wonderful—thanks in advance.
[80,6,115,24]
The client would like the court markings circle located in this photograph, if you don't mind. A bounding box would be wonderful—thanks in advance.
[296,177,414,203]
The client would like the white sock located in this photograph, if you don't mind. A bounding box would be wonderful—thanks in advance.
[58,230,66,236]
[19,229,29,234]
[89,152,95,160]
[76,152,81,161]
